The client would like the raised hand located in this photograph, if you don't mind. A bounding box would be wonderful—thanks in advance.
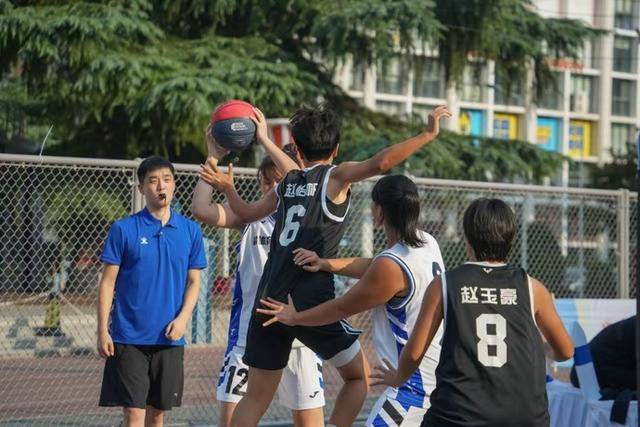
[250,107,269,145]
[424,105,452,139]
[205,124,230,162]
[199,159,235,193]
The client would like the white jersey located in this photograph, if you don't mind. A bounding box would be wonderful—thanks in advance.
[371,230,445,409]
[226,216,274,350]
[219,218,323,410]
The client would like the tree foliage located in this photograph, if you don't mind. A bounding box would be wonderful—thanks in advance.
[0,0,591,183]
[591,143,638,191]
[434,0,599,98]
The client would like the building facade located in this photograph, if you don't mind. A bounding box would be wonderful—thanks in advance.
[332,0,640,184]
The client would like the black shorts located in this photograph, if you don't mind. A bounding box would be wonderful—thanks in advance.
[243,311,361,370]
[99,343,184,410]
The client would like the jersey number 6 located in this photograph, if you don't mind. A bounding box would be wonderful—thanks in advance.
[279,205,306,246]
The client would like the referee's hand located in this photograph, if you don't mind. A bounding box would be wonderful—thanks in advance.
[97,331,114,358]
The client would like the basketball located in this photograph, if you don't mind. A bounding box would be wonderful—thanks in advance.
[210,100,257,152]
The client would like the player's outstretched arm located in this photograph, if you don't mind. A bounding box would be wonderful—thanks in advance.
[257,257,406,327]
[191,186,243,229]
[252,107,300,175]
[292,248,372,278]
[531,277,574,361]
[330,105,451,188]
[199,160,278,224]
[370,276,443,388]
[191,126,245,228]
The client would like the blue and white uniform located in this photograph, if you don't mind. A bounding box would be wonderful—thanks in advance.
[366,230,445,426]
[216,216,325,410]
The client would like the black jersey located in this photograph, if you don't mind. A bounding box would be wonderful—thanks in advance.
[257,164,350,309]
[424,263,549,427]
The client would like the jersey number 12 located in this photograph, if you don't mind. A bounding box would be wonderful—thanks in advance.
[476,313,507,368]
[279,205,306,246]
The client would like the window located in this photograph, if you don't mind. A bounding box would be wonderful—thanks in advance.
[568,162,593,187]
[612,79,635,117]
[613,36,634,73]
[494,65,524,106]
[348,61,366,91]
[538,72,564,110]
[413,58,443,98]
[611,123,636,155]
[376,101,406,116]
[570,75,597,113]
[462,64,487,103]
[615,0,634,30]
[376,58,409,95]
[575,39,595,69]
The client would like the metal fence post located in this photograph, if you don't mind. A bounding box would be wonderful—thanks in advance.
[520,194,534,271]
[131,158,144,213]
[361,182,374,258]
[617,189,630,298]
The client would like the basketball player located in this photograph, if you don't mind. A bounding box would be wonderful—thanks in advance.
[257,174,445,426]
[200,104,451,427]
[191,112,325,427]
[370,198,574,427]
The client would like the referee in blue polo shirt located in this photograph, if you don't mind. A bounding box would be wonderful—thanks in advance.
[97,156,207,427]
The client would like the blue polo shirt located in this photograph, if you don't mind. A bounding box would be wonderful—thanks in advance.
[101,207,207,346]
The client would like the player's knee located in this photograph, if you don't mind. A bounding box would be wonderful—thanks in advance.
[217,403,235,427]
[336,351,370,393]
[144,407,164,426]
[292,407,324,427]
[123,407,145,424]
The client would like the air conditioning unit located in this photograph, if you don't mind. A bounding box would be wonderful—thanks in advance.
[574,91,590,113]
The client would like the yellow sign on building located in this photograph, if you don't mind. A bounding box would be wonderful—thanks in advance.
[459,110,471,135]
[568,120,593,158]
[493,113,518,139]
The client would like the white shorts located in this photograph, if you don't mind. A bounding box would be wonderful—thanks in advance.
[216,345,325,410]
[365,387,429,426]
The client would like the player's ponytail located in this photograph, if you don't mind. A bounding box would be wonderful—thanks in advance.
[371,175,425,247]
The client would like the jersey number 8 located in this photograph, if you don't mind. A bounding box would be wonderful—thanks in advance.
[476,313,507,368]
[279,205,306,246]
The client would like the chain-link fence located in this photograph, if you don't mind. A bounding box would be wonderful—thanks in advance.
[0,153,636,426]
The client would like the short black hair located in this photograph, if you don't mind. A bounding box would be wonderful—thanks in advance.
[371,175,425,247]
[289,104,341,161]
[137,155,175,183]
[462,198,516,262]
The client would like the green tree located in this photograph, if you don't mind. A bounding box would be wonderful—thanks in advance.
[1,0,591,183]
[591,142,638,191]
[434,0,598,98]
